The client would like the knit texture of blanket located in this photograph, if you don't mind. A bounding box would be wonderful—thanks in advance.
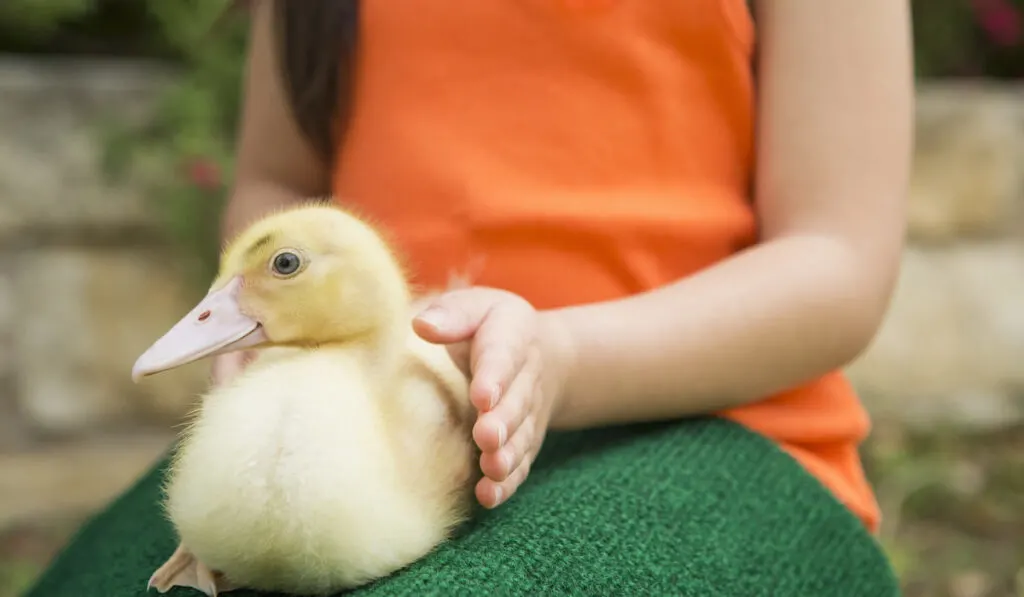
[25,417,900,597]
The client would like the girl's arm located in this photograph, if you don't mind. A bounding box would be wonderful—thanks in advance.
[219,0,331,243]
[545,0,913,430]
[210,0,331,383]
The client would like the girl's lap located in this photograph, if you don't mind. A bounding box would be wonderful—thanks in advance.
[25,418,898,597]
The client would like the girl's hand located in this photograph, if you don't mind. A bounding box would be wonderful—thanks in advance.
[413,287,573,509]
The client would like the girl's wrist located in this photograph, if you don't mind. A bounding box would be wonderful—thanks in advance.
[537,309,579,428]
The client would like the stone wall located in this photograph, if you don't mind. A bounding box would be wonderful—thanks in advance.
[847,82,1024,431]
[0,58,211,449]
[0,58,1022,527]
[0,58,211,528]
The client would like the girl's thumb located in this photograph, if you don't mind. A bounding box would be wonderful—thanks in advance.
[413,292,487,343]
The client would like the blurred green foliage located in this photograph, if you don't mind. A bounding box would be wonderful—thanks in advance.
[0,0,92,38]
[97,1,248,286]
[0,0,174,57]
[1,0,248,285]
[1,1,247,286]
[0,0,1021,285]
[913,0,1024,78]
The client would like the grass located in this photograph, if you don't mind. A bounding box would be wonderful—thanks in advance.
[0,519,80,597]
[867,422,1024,597]
[1,424,1021,597]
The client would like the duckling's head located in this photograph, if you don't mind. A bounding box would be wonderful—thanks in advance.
[132,203,411,382]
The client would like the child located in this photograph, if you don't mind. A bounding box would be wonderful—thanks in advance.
[215,0,910,533]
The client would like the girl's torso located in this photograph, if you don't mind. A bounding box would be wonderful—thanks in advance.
[332,0,881,532]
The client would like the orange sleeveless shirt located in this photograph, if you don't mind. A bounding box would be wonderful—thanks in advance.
[331,0,881,532]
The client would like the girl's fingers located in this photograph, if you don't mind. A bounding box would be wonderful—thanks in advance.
[473,348,539,453]
[412,288,538,412]
[479,416,535,483]
[476,454,534,509]
[412,287,546,510]
[412,287,511,343]
[443,340,472,379]
[469,345,520,412]
[412,305,475,342]
[468,307,534,411]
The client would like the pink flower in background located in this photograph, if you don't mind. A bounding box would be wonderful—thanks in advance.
[971,0,1022,46]
[185,158,222,191]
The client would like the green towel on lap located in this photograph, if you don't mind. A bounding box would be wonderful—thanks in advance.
[25,417,899,597]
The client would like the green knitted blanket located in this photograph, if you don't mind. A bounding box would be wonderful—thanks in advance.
[25,417,899,597]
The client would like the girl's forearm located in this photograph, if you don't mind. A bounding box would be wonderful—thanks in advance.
[218,0,332,248]
[543,233,896,430]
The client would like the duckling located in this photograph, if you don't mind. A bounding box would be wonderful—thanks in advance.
[131,203,480,596]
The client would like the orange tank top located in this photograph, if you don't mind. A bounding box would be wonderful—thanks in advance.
[332,0,881,532]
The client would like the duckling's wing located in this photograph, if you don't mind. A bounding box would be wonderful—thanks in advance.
[147,542,236,597]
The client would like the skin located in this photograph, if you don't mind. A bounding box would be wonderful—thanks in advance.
[216,0,914,509]
[210,0,331,384]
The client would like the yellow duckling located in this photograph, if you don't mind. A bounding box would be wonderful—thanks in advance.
[132,203,479,596]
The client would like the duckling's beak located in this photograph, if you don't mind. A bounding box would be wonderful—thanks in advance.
[132,276,268,382]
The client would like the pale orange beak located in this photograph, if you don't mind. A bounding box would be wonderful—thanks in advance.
[132,276,268,382]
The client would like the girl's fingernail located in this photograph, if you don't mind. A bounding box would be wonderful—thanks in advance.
[496,422,507,447]
[493,486,504,505]
[417,307,448,330]
[488,385,501,409]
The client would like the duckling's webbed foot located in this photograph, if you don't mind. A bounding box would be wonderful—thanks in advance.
[147,542,236,596]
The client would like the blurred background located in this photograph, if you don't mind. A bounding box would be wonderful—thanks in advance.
[0,1,1021,596]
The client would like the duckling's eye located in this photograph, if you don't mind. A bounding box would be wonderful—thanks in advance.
[271,251,302,276]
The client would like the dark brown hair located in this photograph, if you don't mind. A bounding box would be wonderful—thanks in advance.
[271,0,360,164]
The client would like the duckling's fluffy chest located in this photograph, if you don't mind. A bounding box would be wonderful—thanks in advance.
[164,351,456,593]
